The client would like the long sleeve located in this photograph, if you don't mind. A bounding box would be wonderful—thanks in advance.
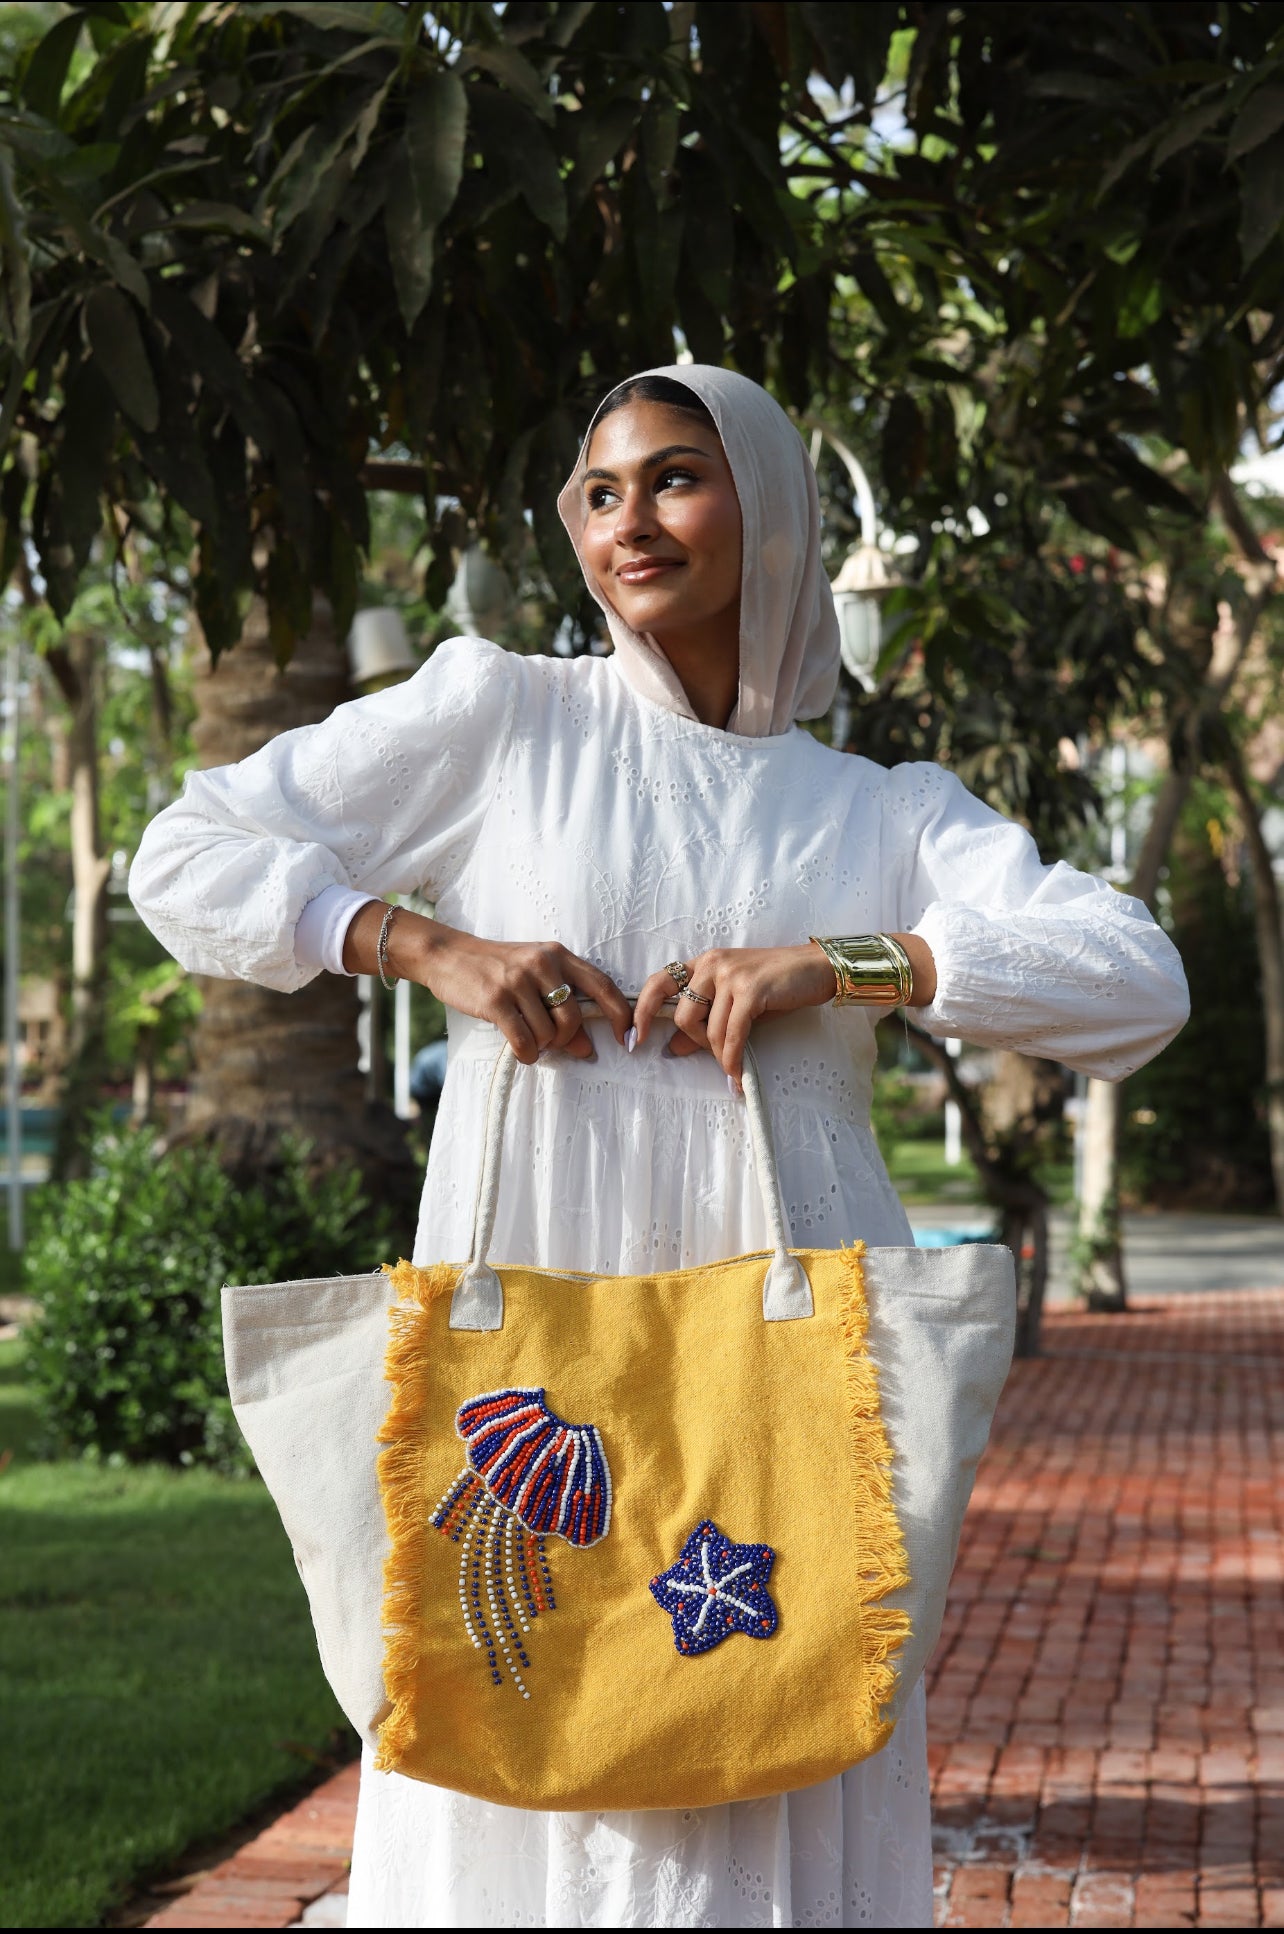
[129,636,518,992]
[885,764,1189,1080]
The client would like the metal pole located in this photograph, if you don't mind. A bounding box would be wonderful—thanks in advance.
[5,639,22,1249]
[804,417,879,547]
[394,976,412,1119]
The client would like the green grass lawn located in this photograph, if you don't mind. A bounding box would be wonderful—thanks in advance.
[0,1337,354,1929]
[885,1137,1075,1209]
[886,1138,985,1205]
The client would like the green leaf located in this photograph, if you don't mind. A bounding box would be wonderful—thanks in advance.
[797,0,896,106]
[1240,132,1284,268]
[566,94,642,208]
[1151,97,1227,168]
[0,146,32,357]
[150,200,270,240]
[1116,271,1163,339]
[461,43,555,126]
[1024,71,1131,105]
[150,285,270,448]
[467,88,566,240]
[386,69,467,329]
[38,359,116,615]
[0,460,26,590]
[21,12,85,123]
[266,538,313,666]
[1227,86,1284,162]
[35,175,150,307]
[1095,129,1156,200]
[82,285,159,432]
[529,408,586,610]
[243,2,401,38]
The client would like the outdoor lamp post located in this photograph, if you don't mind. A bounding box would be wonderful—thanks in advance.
[806,422,899,695]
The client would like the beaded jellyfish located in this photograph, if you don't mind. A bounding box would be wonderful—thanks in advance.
[430,1387,611,1697]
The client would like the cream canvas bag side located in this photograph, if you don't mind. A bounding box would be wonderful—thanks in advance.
[222,1045,1014,1762]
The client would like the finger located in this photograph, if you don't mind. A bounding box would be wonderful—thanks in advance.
[634,969,680,1047]
[560,953,633,1045]
[547,994,596,1058]
[494,999,541,1065]
[671,984,714,1050]
[513,986,557,1054]
[720,999,755,1094]
[666,1028,704,1058]
[544,988,586,1048]
[704,985,735,1069]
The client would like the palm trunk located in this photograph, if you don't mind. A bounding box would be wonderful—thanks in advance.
[47,631,111,1179]
[181,597,418,1230]
[1224,738,1284,1212]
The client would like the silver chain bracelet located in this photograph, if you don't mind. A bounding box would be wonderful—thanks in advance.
[376,904,400,991]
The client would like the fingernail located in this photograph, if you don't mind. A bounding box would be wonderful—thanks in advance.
[661,1040,679,1060]
[625,1026,638,1053]
[580,1042,598,1063]
[727,1073,741,1097]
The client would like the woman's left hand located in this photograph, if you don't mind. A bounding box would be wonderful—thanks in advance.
[631,935,938,1091]
[631,945,836,1091]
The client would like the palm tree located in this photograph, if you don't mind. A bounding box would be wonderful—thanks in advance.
[183,598,419,1225]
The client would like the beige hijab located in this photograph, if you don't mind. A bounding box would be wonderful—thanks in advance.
[556,365,840,738]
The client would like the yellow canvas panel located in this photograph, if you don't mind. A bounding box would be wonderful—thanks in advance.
[375,1242,911,1812]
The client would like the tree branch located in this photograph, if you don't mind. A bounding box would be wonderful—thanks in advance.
[360,461,431,496]
[1213,471,1272,567]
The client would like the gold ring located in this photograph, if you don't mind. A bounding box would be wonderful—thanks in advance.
[679,986,712,1009]
[542,983,573,1009]
[665,961,691,992]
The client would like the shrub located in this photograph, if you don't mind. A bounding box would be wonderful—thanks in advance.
[24,1121,394,1471]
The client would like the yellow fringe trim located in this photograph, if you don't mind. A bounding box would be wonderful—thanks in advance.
[839,1243,912,1731]
[374,1260,458,1772]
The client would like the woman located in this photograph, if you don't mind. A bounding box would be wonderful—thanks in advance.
[131,365,1188,1928]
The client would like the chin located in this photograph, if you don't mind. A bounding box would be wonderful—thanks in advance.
[613,591,692,634]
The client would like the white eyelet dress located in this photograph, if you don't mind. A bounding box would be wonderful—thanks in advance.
[130,640,1189,1930]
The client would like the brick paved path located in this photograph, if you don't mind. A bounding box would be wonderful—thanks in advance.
[146,1290,1284,1930]
[931,1291,1284,1929]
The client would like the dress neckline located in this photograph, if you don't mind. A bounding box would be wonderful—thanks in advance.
[602,653,807,751]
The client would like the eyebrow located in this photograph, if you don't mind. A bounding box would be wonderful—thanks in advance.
[582,444,712,484]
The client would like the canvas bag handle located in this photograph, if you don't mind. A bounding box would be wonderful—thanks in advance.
[449,1016,813,1330]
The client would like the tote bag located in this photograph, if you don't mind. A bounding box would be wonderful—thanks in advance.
[224,1039,1014,1812]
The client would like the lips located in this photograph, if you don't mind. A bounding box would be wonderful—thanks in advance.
[615,559,683,584]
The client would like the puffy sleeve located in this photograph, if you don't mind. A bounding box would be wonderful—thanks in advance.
[129,636,518,992]
[884,764,1189,1080]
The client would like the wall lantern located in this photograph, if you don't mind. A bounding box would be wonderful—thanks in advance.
[807,422,899,694]
[348,607,417,692]
[446,544,514,641]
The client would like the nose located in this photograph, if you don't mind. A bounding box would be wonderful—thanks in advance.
[614,478,660,547]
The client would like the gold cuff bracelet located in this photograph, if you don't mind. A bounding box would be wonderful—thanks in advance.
[810,933,914,1007]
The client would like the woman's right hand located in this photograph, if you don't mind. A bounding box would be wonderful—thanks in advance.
[343,904,633,1064]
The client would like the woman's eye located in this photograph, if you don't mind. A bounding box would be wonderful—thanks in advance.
[656,467,697,490]
[587,485,617,510]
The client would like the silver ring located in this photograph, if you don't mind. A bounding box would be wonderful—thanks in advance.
[680,986,713,1009]
[542,983,573,1009]
[665,960,691,992]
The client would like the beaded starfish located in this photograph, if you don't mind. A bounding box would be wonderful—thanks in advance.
[650,1518,778,1656]
[430,1387,611,1698]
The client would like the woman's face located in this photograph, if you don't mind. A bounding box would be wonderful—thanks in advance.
[579,400,742,646]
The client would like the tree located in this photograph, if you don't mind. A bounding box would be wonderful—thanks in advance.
[797,4,1284,1294]
[0,0,899,1175]
[7,2,1284,1264]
